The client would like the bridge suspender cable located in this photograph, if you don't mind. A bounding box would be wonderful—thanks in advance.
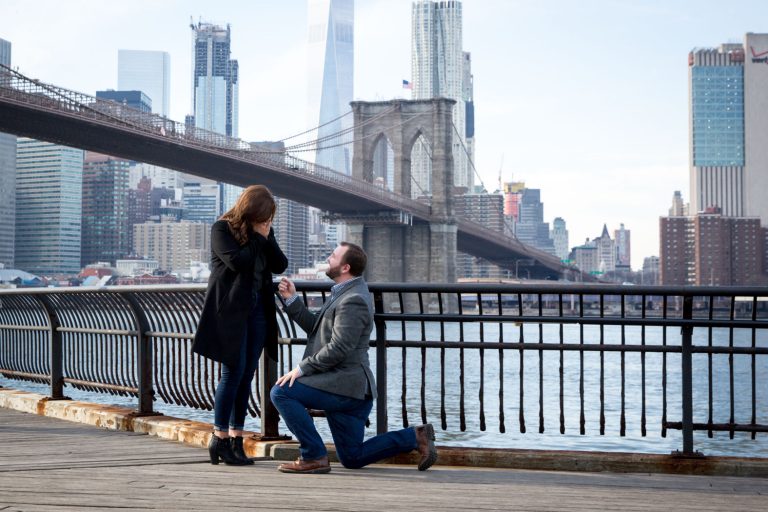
[450,121,526,250]
[272,109,354,143]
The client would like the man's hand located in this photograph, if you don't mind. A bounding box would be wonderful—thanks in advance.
[278,277,296,300]
[276,366,302,387]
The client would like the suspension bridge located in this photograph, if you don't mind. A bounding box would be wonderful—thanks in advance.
[0,64,579,281]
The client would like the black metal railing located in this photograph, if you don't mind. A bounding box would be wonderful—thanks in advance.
[1,282,766,455]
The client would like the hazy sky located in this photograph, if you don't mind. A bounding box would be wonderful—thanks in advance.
[2,0,767,269]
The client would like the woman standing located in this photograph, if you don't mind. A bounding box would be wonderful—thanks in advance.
[193,185,288,465]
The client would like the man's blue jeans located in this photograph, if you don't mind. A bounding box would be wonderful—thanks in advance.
[213,300,266,431]
[270,381,418,468]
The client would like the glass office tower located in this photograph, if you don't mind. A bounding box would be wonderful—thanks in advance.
[307,0,354,175]
[117,50,170,117]
[0,38,15,268]
[81,153,131,266]
[15,139,83,275]
[689,33,768,225]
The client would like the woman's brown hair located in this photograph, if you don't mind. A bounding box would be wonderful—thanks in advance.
[220,185,276,245]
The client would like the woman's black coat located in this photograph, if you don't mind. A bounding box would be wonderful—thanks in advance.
[192,220,288,367]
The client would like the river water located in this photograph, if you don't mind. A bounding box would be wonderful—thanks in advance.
[3,320,767,457]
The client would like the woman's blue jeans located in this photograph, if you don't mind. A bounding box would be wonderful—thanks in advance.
[213,300,266,431]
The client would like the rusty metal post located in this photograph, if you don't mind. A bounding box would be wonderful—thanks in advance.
[680,295,695,455]
[124,293,154,414]
[35,295,65,400]
[374,291,388,435]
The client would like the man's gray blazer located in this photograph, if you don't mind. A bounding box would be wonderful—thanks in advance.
[286,278,377,400]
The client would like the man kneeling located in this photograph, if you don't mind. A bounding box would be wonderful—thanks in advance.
[271,242,437,473]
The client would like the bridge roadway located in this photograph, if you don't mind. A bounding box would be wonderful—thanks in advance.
[1,407,767,511]
[0,66,569,279]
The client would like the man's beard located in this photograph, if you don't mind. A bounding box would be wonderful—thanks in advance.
[325,264,342,280]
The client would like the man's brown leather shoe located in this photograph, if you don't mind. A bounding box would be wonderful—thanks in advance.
[278,456,331,474]
[414,423,438,471]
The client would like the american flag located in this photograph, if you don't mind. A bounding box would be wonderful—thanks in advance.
[402,79,412,90]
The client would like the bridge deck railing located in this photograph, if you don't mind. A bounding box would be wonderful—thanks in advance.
[1,282,767,455]
[0,65,432,219]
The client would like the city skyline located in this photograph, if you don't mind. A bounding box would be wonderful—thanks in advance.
[2,1,768,268]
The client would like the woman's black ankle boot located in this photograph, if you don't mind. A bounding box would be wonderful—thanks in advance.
[230,436,255,465]
[208,434,246,465]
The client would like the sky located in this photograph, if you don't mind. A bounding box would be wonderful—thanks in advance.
[2,0,768,270]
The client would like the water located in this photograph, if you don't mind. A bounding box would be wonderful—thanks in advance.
[3,321,767,457]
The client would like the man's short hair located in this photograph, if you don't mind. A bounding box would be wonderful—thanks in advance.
[339,242,367,276]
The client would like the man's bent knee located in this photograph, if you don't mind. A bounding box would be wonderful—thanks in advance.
[269,384,284,403]
[335,448,366,469]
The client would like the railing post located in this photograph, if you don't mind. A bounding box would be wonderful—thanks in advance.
[35,295,65,400]
[259,354,281,438]
[373,291,388,435]
[680,295,695,456]
[124,293,154,414]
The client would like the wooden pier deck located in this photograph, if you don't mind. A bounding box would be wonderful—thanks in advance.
[1,407,767,511]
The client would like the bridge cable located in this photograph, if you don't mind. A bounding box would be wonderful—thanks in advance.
[450,121,532,252]
[280,104,400,152]
[273,110,354,143]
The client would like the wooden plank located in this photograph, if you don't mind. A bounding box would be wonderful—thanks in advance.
[1,407,767,511]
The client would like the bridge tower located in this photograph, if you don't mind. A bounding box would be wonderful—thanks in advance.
[347,98,457,284]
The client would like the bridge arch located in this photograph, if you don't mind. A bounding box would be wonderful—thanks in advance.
[351,98,456,218]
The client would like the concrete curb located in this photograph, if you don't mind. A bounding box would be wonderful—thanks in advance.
[0,388,286,458]
[2,387,768,476]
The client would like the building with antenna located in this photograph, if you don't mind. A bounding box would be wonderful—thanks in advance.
[190,21,238,137]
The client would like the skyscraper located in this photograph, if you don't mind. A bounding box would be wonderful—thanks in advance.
[190,21,241,213]
[0,37,15,268]
[81,152,131,266]
[191,22,238,137]
[515,188,555,255]
[689,33,768,226]
[454,192,507,279]
[182,181,219,224]
[307,0,354,175]
[273,197,309,274]
[550,217,569,262]
[411,0,470,195]
[595,225,616,273]
[669,190,688,217]
[462,51,474,178]
[614,223,631,268]
[15,139,83,275]
[117,50,170,117]
[0,37,10,66]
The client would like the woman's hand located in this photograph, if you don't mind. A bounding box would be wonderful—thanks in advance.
[252,219,271,238]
